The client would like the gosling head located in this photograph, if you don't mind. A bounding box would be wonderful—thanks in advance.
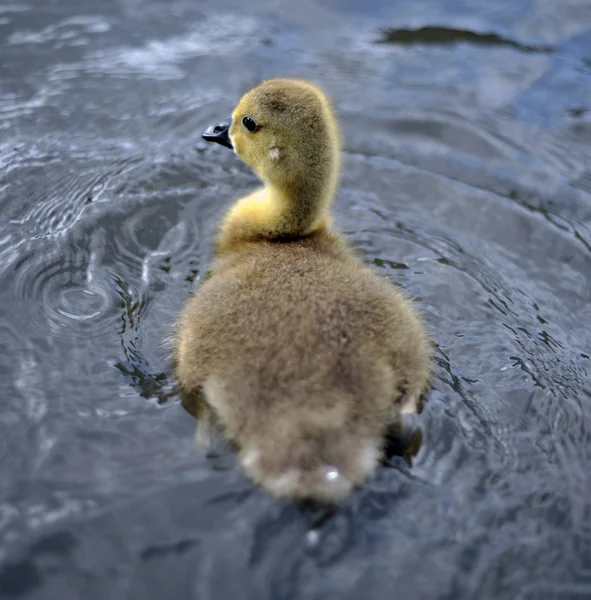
[202,78,341,200]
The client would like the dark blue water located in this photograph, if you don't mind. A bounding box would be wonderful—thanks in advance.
[1,1,590,598]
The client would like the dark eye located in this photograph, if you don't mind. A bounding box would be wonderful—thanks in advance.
[242,116,258,133]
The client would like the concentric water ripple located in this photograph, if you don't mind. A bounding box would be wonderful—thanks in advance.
[10,247,116,342]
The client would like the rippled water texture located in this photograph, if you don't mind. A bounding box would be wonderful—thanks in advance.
[1,0,590,598]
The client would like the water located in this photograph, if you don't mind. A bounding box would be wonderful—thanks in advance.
[1,0,590,598]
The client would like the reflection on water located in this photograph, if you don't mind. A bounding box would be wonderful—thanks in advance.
[377,26,555,53]
[0,0,590,598]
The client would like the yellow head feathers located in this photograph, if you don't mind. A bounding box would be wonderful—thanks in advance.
[202,78,341,247]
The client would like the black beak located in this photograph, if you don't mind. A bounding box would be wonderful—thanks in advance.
[201,119,233,149]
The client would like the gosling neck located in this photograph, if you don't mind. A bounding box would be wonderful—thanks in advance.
[216,170,337,250]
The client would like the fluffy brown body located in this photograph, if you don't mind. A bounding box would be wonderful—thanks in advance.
[174,79,431,503]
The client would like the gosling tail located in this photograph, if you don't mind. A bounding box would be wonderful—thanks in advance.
[264,464,352,504]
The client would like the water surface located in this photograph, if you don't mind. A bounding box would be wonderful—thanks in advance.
[1,0,590,598]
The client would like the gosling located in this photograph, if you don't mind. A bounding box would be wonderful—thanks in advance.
[174,78,431,504]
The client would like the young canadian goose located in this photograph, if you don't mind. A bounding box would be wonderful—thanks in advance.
[174,78,431,504]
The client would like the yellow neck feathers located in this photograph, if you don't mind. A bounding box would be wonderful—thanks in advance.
[211,79,341,251]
